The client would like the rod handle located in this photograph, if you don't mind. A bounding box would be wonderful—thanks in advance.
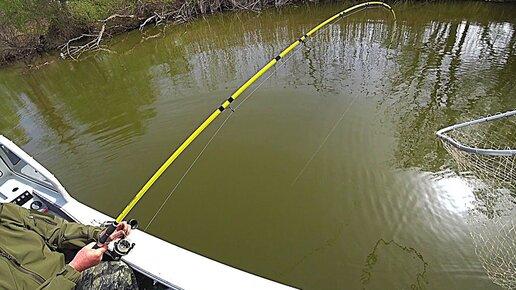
[93,222,118,249]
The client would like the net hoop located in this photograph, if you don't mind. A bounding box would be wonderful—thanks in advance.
[436,110,516,156]
[437,109,515,290]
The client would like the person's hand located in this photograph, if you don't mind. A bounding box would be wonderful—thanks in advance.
[69,242,106,272]
[107,222,131,243]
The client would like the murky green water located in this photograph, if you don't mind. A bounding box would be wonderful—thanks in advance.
[1,1,515,289]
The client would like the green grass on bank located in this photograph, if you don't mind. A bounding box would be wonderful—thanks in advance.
[0,0,175,64]
[67,0,126,23]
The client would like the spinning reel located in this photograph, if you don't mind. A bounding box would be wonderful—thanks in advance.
[99,219,138,260]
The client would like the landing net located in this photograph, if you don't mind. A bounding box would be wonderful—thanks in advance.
[437,110,516,290]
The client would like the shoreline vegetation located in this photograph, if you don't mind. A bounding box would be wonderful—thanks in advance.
[0,0,309,67]
[2,0,516,67]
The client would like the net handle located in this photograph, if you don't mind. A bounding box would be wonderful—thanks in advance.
[436,110,516,156]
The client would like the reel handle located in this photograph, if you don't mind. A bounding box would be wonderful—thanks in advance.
[93,222,118,249]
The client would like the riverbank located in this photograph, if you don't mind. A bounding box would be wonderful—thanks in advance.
[0,0,307,66]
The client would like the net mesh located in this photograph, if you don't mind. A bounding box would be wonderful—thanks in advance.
[438,111,516,290]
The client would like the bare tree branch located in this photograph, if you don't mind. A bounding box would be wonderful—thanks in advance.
[59,14,134,60]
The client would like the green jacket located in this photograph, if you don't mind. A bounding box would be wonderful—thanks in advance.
[0,203,102,290]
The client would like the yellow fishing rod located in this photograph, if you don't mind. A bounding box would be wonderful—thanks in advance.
[97,1,396,246]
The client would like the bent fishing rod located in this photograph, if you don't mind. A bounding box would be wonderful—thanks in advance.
[96,1,397,247]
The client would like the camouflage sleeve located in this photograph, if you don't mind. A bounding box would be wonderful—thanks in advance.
[2,203,103,250]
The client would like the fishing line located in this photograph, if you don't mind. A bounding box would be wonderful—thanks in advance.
[144,111,233,231]
[288,9,370,186]
[144,4,394,229]
[291,7,396,186]
[149,10,380,231]
[145,38,306,230]
[291,94,360,186]
[108,3,396,237]
[144,7,377,229]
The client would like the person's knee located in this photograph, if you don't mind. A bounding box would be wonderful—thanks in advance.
[75,261,138,290]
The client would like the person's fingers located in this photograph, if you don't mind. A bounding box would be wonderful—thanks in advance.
[122,222,131,234]
[118,223,131,236]
[123,223,131,235]
[93,244,108,255]
[110,230,124,240]
[88,241,106,252]
[85,242,95,249]
[115,222,131,235]
[106,222,132,243]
